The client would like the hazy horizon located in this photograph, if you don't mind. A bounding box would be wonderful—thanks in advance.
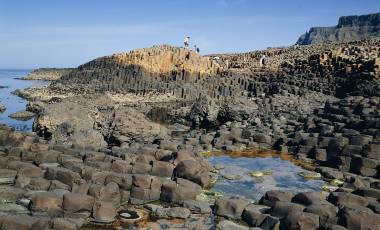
[1,0,379,69]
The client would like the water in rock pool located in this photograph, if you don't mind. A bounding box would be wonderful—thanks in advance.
[0,69,47,131]
[207,155,325,202]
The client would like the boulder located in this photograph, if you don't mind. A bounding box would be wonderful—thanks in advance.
[216,220,249,230]
[271,201,305,219]
[242,204,271,227]
[34,150,60,165]
[82,167,110,184]
[260,190,294,207]
[362,144,380,159]
[316,167,344,180]
[338,206,380,230]
[354,188,380,199]
[49,180,71,191]
[71,179,90,194]
[30,218,52,230]
[105,173,132,191]
[26,178,51,190]
[282,211,320,230]
[292,192,328,206]
[160,178,201,203]
[131,162,152,174]
[130,175,162,203]
[47,167,81,187]
[328,192,369,208]
[154,207,191,219]
[132,174,159,189]
[130,186,161,204]
[88,182,121,205]
[258,215,280,230]
[0,169,17,184]
[305,203,338,226]
[182,200,212,214]
[0,186,26,202]
[92,201,117,223]
[63,193,94,212]
[30,192,62,212]
[110,160,132,174]
[151,161,174,177]
[214,197,250,219]
[0,215,38,230]
[51,218,80,230]
[174,159,211,187]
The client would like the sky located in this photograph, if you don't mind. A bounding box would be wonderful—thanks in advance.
[0,0,379,69]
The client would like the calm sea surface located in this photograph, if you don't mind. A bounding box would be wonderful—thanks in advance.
[0,69,46,131]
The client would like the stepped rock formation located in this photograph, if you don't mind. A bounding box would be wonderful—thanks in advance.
[296,12,380,45]
[52,45,223,100]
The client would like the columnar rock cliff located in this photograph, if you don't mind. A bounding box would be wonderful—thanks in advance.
[52,45,224,100]
[296,12,380,45]
[48,40,380,106]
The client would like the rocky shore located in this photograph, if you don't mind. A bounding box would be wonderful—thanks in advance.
[2,38,379,229]
[21,68,75,81]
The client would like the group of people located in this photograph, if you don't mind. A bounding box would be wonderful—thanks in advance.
[184,36,200,53]
[183,36,267,67]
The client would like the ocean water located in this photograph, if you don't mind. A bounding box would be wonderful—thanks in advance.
[208,155,324,202]
[0,69,46,131]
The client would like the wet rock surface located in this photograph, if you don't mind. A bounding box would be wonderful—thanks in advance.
[1,39,379,229]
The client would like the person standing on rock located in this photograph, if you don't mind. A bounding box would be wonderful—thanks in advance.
[194,45,200,54]
[184,36,190,48]
[259,55,266,67]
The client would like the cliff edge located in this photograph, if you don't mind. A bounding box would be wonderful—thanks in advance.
[296,12,380,45]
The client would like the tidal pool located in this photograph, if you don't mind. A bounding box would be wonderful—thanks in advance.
[0,69,47,131]
[207,153,325,202]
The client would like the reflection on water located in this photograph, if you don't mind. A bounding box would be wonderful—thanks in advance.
[208,155,324,202]
[0,69,47,131]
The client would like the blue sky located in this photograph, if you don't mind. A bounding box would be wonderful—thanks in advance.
[0,0,379,69]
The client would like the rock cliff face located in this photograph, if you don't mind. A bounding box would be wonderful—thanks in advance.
[296,12,380,45]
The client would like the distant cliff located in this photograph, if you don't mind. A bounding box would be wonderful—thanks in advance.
[296,12,380,45]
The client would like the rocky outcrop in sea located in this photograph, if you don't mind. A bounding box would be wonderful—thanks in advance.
[21,68,75,81]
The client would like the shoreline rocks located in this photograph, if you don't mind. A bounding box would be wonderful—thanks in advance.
[0,38,379,229]
[21,68,75,81]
